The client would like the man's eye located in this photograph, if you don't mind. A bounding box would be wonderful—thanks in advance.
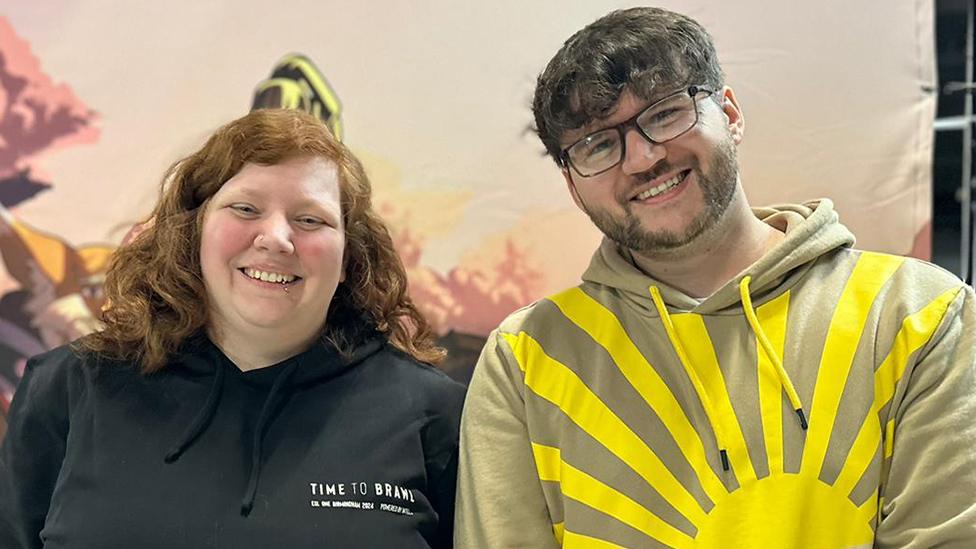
[580,135,618,159]
[648,107,683,124]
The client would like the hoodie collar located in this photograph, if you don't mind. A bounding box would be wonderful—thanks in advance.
[581,199,855,313]
[177,332,385,387]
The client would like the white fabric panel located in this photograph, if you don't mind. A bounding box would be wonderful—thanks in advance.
[3,0,935,299]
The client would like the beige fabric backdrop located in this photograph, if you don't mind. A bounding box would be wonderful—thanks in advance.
[0,0,935,346]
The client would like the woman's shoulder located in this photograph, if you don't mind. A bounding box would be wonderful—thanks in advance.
[25,344,89,383]
[352,343,466,418]
[366,345,466,460]
[23,342,141,394]
[13,344,93,423]
[376,344,466,395]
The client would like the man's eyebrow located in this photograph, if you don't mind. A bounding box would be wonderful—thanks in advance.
[563,85,687,143]
[641,85,687,106]
[576,99,648,136]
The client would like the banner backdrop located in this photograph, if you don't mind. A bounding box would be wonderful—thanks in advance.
[0,1,935,437]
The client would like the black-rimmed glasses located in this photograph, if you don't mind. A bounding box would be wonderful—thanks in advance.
[560,85,715,178]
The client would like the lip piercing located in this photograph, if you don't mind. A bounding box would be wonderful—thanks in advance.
[283,285,290,294]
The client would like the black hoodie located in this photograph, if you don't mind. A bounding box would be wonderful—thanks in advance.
[0,335,466,548]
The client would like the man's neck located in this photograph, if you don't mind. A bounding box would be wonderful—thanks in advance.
[630,190,784,299]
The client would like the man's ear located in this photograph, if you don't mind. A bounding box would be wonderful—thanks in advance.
[719,86,745,145]
[562,168,585,212]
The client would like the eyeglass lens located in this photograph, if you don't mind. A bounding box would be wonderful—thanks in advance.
[567,91,700,177]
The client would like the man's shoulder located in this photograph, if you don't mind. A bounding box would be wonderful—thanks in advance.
[822,248,965,292]
[868,249,962,291]
[820,249,970,322]
[893,253,965,287]
[493,283,595,336]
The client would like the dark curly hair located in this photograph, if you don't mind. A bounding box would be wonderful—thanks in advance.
[532,7,725,163]
[81,109,443,372]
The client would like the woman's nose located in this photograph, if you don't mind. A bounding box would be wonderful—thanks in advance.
[253,217,295,254]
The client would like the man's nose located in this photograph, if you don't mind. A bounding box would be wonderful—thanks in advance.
[619,127,666,175]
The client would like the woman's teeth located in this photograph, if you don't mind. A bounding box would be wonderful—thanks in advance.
[243,268,296,284]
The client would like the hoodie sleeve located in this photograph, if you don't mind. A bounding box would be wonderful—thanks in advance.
[875,286,976,548]
[0,352,72,549]
[454,330,559,549]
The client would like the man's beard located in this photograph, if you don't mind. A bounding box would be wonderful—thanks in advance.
[585,137,739,255]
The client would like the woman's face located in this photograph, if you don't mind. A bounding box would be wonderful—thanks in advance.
[199,155,345,347]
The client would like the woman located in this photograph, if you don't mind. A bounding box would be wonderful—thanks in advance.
[0,109,465,548]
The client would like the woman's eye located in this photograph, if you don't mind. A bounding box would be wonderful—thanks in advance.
[297,217,326,227]
[231,204,258,215]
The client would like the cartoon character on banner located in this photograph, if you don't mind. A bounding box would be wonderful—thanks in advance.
[0,172,112,440]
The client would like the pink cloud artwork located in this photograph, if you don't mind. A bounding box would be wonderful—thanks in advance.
[0,16,98,184]
[389,220,544,338]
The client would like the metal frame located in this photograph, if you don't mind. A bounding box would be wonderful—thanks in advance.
[940,0,976,284]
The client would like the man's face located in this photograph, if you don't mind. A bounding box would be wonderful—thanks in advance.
[560,86,744,256]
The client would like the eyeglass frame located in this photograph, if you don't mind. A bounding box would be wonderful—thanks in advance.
[558,85,717,178]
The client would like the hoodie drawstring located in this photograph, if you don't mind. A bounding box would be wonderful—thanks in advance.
[649,280,809,473]
[240,360,299,517]
[162,356,301,518]
[649,286,732,471]
[739,276,808,430]
[164,361,227,464]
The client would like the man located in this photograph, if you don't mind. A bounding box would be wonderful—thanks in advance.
[455,7,976,548]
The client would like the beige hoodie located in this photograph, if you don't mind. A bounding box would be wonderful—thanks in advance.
[456,200,976,548]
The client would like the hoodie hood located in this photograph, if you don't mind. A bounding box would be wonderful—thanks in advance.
[582,199,856,314]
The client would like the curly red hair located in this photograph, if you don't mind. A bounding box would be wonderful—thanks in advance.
[82,109,443,372]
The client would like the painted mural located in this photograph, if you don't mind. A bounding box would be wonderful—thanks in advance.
[0,18,105,438]
[0,18,543,439]
[0,2,936,445]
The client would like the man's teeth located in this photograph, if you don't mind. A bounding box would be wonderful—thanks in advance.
[243,268,296,284]
[635,173,684,200]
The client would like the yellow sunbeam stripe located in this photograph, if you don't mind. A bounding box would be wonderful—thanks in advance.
[884,420,895,459]
[501,332,709,526]
[670,313,758,484]
[833,288,958,497]
[875,288,959,408]
[832,436,879,501]
[534,443,562,482]
[563,531,629,548]
[553,522,565,544]
[756,291,791,476]
[856,489,879,527]
[801,253,904,476]
[533,444,694,549]
[549,289,728,503]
